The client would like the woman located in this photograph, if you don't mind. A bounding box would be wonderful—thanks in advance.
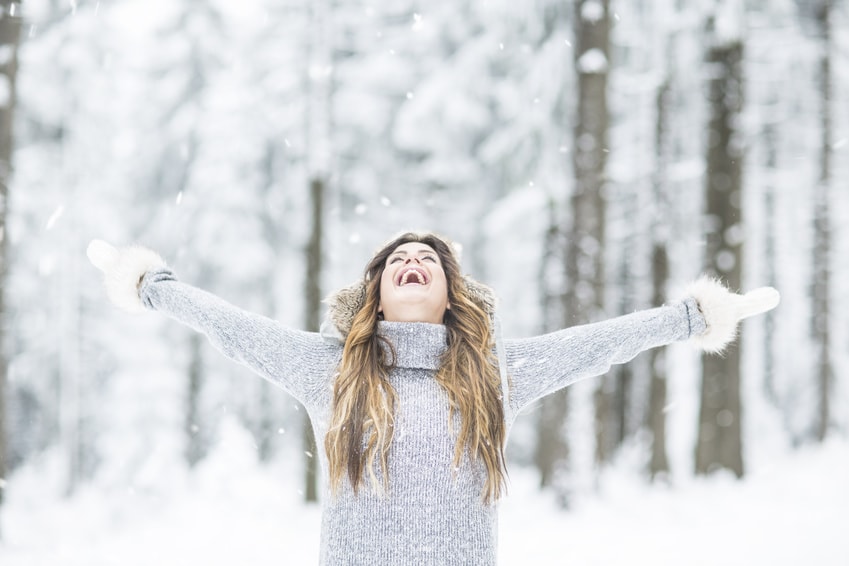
[87,232,779,565]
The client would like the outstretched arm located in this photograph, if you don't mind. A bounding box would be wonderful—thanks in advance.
[504,278,779,415]
[87,240,340,407]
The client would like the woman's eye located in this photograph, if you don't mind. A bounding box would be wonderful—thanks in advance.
[422,255,437,262]
[389,257,403,264]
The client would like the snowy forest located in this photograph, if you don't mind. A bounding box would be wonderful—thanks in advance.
[0,0,847,564]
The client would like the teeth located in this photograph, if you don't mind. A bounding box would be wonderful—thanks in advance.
[400,268,425,286]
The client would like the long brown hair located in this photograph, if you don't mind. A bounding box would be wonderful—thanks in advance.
[324,233,507,502]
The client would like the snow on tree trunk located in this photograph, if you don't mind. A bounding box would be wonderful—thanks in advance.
[696,35,745,478]
[0,0,20,511]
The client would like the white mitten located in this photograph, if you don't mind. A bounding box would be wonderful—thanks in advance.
[686,276,780,354]
[86,239,167,313]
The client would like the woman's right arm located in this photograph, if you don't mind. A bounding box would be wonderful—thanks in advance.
[140,269,339,404]
[87,240,339,406]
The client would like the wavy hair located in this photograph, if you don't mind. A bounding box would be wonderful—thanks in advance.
[324,233,507,503]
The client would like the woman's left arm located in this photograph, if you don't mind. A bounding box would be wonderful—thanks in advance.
[504,279,779,415]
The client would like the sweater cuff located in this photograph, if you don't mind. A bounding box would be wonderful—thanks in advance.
[139,268,178,310]
[683,296,707,339]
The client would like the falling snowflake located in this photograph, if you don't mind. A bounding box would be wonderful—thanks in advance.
[45,205,65,231]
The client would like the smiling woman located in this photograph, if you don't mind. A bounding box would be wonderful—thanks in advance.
[324,233,507,515]
[378,241,449,324]
[85,231,779,566]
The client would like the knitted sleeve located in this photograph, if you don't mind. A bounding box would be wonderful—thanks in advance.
[504,298,706,414]
[139,268,340,408]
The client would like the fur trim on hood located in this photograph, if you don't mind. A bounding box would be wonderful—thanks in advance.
[320,275,498,342]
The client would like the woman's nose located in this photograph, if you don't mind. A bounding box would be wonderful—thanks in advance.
[405,257,421,264]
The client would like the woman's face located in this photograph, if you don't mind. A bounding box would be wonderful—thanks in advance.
[378,242,450,324]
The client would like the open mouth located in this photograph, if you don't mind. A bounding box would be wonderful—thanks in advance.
[396,266,429,286]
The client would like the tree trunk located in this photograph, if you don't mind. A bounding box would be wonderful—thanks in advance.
[535,199,570,502]
[812,0,832,442]
[302,177,324,503]
[176,137,203,469]
[256,143,283,464]
[599,191,638,463]
[303,0,332,503]
[648,76,672,480]
[536,0,611,505]
[256,380,275,462]
[59,222,86,496]
[0,1,21,512]
[695,39,744,477]
[570,0,610,472]
[762,119,778,406]
[536,390,570,502]
[185,333,205,467]
[648,244,669,479]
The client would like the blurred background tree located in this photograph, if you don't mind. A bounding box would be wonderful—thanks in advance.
[0,0,846,517]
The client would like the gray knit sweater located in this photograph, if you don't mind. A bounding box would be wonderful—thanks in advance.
[139,269,707,565]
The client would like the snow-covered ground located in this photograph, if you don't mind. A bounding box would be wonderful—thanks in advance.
[1,434,846,565]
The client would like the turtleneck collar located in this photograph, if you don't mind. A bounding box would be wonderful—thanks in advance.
[377,321,447,370]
